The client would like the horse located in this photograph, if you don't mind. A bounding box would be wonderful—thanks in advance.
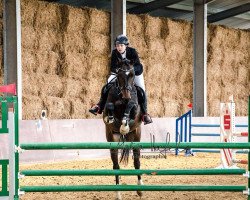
[103,59,143,200]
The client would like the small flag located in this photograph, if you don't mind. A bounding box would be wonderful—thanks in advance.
[187,103,192,108]
[0,83,17,95]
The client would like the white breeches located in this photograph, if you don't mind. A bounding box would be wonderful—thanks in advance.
[107,73,146,91]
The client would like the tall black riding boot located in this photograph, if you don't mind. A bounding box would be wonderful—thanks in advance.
[136,86,153,125]
[89,83,112,115]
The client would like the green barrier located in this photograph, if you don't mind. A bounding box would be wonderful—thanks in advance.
[20,185,246,192]
[20,168,246,176]
[20,142,250,150]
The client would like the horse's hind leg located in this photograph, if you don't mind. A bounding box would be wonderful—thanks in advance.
[133,148,143,197]
[110,149,122,200]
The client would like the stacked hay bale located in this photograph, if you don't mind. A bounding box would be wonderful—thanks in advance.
[207,25,250,116]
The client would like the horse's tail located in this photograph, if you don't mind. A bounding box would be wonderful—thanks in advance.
[119,135,130,165]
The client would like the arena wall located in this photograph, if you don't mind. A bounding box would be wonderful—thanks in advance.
[0,0,249,119]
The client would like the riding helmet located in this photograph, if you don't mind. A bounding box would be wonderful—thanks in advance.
[115,35,129,45]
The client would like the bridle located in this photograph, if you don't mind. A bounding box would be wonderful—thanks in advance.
[116,67,135,92]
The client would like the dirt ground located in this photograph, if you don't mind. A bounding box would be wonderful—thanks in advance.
[19,153,248,200]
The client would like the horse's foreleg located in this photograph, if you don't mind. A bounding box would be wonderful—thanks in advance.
[120,101,136,135]
[133,148,143,197]
[110,149,122,200]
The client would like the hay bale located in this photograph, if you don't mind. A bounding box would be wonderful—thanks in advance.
[22,49,37,73]
[88,8,110,35]
[87,32,110,55]
[22,95,43,120]
[70,98,88,119]
[36,28,59,51]
[127,14,144,37]
[64,52,89,80]
[43,96,71,119]
[67,7,88,33]
[145,15,162,39]
[22,25,37,49]
[35,50,60,74]
[23,72,40,96]
[38,74,64,97]
[128,36,148,58]
[35,1,62,30]
[21,0,39,26]
[64,31,89,53]
[87,56,109,79]
[63,79,83,98]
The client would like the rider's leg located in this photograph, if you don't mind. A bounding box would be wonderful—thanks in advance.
[89,74,116,115]
[134,74,152,125]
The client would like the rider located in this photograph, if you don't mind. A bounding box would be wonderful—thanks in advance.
[89,34,152,125]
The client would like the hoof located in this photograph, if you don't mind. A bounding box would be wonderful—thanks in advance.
[120,125,129,135]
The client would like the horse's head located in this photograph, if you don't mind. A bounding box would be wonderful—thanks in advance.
[116,58,135,100]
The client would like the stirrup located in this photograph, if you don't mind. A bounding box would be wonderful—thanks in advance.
[89,105,100,115]
[142,114,153,125]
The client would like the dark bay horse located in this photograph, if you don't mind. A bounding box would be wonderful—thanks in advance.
[103,59,143,200]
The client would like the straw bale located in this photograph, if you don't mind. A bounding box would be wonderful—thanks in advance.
[237,65,249,84]
[66,7,88,33]
[70,98,88,119]
[235,97,248,116]
[43,96,71,119]
[35,50,60,74]
[64,52,89,80]
[88,8,110,35]
[207,81,221,99]
[239,30,250,48]
[63,79,83,98]
[64,32,89,54]
[21,0,39,26]
[88,56,109,79]
[22,25,37,49]
[38,74,64,97]
[36,28,59,51]
[22,95,43,120]
[22,49,37,73]
[166,19,192,44]
[147,38,165,57]
[35,1,62,30]
[88,32,110,55]
[22,72,40,96]
[208,64,221,81]
[0,19,2,45]
[127,14,144,37]
[144,15,162,39]
[208,99,221,116]
[128,36,148,58]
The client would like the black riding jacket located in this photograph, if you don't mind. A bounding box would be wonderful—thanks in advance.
[110,47,143,76]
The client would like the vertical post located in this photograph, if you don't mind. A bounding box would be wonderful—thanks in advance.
[0,100,8,133]
[3,0,22,119]
[248,95,250,200]
[14,97,19,200]
[111,0,126,49]
[0,160,9,197]
[193,0,207,117]
[8,109,16,200]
